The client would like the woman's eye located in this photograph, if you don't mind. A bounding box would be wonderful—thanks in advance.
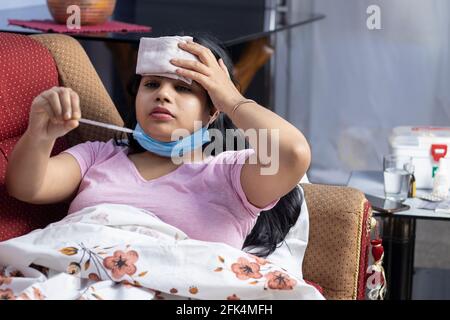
[144,82,159,88]
[176,85,192,92]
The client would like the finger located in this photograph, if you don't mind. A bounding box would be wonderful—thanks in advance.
[58,88,72,120]
[70,91,81,120]
[219,59,230,78]
[178,41,215,66]
[191,40,217,61]
[175,68,209,87]
[33,91,56,119]
[170,58,211,76]
[39,103,57,122]
[42,89,63,122]
[64,119,79,131]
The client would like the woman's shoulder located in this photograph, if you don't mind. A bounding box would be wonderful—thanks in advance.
[64,139,127,162]
[78,138,126,152]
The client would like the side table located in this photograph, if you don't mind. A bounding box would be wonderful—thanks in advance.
[348,170,450,300]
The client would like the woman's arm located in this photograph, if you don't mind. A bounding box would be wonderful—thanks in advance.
[6,87,82,204]
[172,41,311,208]
[224,100,311,208]
[6,133,82,204]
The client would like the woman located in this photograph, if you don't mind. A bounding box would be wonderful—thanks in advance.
[5,35,311,258]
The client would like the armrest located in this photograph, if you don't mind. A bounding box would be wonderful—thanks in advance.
[301,183,372,300]
[30,34,124,146]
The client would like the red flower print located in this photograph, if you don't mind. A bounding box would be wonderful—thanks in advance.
[0,289,16,300]
[248,254,268,265]
[265,271,297,290]
[103,250,139,280]
[231,257,263,280]
[33,287,46,300]
[18,293,30,300]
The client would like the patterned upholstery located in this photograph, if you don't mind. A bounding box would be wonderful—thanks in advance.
[0,33,69,241]
[30,34,124,147]
[301,183,372,300]
[0,33,58,141]
[0,33,125,241]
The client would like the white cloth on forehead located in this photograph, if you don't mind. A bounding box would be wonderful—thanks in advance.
[136,36,199,84]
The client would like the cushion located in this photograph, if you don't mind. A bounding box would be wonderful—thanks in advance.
[0,33,71,241]
[30,34,124,146]
[301,184,371,299]
[0,33,122,240]
[0,136,70,242]
[0,33,59,141]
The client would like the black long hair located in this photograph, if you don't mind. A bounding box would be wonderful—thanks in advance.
[116,34,303,257]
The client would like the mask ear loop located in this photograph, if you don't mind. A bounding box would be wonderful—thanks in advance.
[206,110,220,128]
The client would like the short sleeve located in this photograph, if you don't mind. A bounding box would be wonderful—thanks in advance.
[61,140,109,177]
[225,149,280,218]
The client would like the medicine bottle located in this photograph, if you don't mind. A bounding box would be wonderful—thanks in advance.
[408,168,416,198]
[432,158,450,199]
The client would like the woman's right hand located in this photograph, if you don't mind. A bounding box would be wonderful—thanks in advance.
[27,87,81,141]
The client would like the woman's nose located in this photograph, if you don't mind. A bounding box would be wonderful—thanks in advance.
[155,83,173,103]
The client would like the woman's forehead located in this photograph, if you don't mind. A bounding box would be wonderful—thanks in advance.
[142,75,198,88]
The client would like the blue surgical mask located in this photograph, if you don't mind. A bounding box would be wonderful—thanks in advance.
[133,123,211,158]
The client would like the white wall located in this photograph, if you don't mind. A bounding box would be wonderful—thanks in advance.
[280,0,450,185]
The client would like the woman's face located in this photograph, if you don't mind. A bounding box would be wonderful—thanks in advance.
[135,75,213,142]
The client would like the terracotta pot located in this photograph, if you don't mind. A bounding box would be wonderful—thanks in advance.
[47,0,117,26]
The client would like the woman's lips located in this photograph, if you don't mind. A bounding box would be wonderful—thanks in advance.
[149,112,175,120]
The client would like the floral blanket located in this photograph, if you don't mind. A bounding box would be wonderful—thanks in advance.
[0,204,324,300]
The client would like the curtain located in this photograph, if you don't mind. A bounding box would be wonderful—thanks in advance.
[278,0,450,185]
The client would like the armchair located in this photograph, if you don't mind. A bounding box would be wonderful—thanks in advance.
[0,32,374,299]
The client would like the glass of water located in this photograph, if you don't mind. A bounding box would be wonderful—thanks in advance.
[383,154,412,201]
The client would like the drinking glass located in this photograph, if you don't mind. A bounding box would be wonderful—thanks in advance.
[383,154,412,201]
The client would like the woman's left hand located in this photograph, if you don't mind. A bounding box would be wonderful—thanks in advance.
[170,40,245,113]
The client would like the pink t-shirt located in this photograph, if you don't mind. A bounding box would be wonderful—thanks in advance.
[63,140,279,249]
